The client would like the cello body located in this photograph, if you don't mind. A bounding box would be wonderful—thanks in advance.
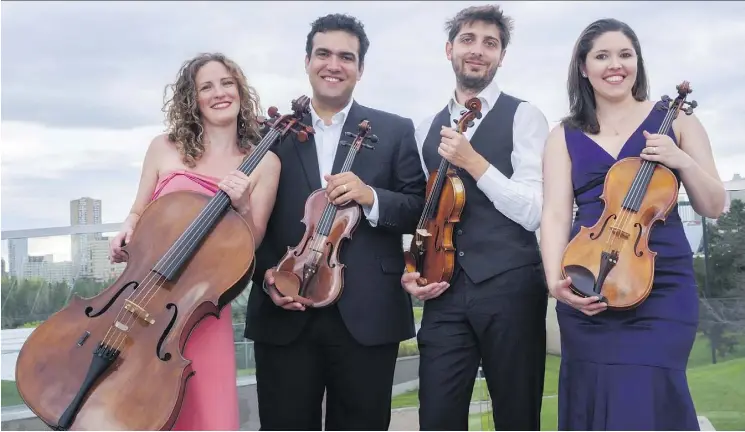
[272,189,360,308]
[560,82,697,310]
[404,169,465,285]
[15,192,254,431]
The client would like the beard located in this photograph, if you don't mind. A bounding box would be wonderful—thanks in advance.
[453,57,498,93]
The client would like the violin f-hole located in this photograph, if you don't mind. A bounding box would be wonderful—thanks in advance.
[589,214,616,240]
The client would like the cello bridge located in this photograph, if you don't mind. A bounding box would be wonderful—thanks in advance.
[124,299,155,325]
[609,227,630,240]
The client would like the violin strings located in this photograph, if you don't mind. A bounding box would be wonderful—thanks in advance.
[103,128,282,352]
[598,100,678,287]
[308,136,361,263]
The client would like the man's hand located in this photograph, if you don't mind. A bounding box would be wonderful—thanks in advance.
[438,126,489,180]
[263,268,306,311]
[324,172,374,206]
[401,271,450,301]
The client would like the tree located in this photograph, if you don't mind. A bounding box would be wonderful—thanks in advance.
[693,198,745,363]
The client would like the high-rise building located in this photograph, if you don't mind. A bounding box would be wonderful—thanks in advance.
[8,238,29,278]
[70,197,102,278]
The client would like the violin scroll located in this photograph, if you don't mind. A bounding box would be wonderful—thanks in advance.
[452,97,483,133]
[259,95,315,142]
[342,120,378,150]
[659,81,697,118]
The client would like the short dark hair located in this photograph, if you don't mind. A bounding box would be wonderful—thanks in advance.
[561,18,650,134]
[305,13,370,67]
[445,5,514,49]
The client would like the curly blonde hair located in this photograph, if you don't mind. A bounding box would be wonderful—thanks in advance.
[162,53,263,168]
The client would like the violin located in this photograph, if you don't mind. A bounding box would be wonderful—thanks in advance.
[271,120,378,308]
[403,98,482,285]
[560,82,697,310]
[14,96,314,431]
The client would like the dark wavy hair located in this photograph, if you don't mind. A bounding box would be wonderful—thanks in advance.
[161,53,263,168]
[445,4,514,49]
[561,19,649,134]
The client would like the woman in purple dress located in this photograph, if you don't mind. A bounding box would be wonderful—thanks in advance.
[539,18,728,430]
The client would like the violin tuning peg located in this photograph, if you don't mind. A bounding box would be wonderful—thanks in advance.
[452,119,459,125]
[344,131,356,138]
[467,121,475,128]
[475,112,483,120]
[340,140,350,147]
[459,109,467,116]
[368,134,379,144]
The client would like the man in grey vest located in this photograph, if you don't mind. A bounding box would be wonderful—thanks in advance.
[401,5,550,430]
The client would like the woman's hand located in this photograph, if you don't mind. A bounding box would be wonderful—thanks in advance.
[110,224,134,263]
[640,130,693,170]
[550,276,607,316]
[219,170,252,213]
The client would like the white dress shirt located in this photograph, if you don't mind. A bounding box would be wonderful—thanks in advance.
[414,79,549,232]
[309,99,380,227]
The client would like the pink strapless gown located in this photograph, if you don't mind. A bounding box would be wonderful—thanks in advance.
[151,170,240,431]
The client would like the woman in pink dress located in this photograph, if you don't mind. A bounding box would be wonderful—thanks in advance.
[108,53,280,430]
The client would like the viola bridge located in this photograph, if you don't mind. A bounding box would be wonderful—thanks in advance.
[123,299,155,325]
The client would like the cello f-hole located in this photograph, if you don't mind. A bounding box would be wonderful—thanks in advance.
[156,303,178,362]
[85,281,138,318]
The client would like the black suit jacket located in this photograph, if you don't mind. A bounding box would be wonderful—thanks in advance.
[244,101,426,346]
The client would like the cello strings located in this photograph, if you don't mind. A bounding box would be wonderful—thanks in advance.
[103,129,282,351]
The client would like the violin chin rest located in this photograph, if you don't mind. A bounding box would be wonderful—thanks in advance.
[273,271,302,297]
[564,264,600,299]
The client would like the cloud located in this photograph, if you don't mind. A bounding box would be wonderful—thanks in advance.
[2,1,744,257]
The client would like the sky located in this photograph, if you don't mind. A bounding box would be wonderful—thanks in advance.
[2,0,744,261]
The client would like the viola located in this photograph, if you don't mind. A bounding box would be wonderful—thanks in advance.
[403,97,482,285]
[14,96,314,431]
[271,120,378,308]
[561,82,697,310]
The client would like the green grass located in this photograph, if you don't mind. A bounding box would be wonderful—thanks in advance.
[391,337,744,432]
[413,307,423,325]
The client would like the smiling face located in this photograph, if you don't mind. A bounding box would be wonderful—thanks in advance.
[305,30,363,108]
[195,60,240,127]
[582,31,639,102]
[446,20,505,92]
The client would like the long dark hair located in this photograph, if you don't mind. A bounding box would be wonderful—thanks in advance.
[561,18,649,134]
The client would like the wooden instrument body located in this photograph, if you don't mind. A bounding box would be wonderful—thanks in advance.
[404,168,465,285]
[273,189,361,308]
[560,157,679,310]
[14,191,255,431]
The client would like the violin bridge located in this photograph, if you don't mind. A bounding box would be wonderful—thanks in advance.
[609,227,630,239]
[123,299,155,325]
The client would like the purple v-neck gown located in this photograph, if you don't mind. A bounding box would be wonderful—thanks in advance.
[557,102,700,430]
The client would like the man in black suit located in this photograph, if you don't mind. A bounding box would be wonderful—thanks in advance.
[244,13,426,431]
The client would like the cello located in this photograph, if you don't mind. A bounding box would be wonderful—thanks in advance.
[560,81,697,310]
[270,119,378,308]
[403,98,482,286]
[14,96,315,431]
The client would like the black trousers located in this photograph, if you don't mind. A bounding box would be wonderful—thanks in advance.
[417,263,548,430]
[254,305,400,431]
